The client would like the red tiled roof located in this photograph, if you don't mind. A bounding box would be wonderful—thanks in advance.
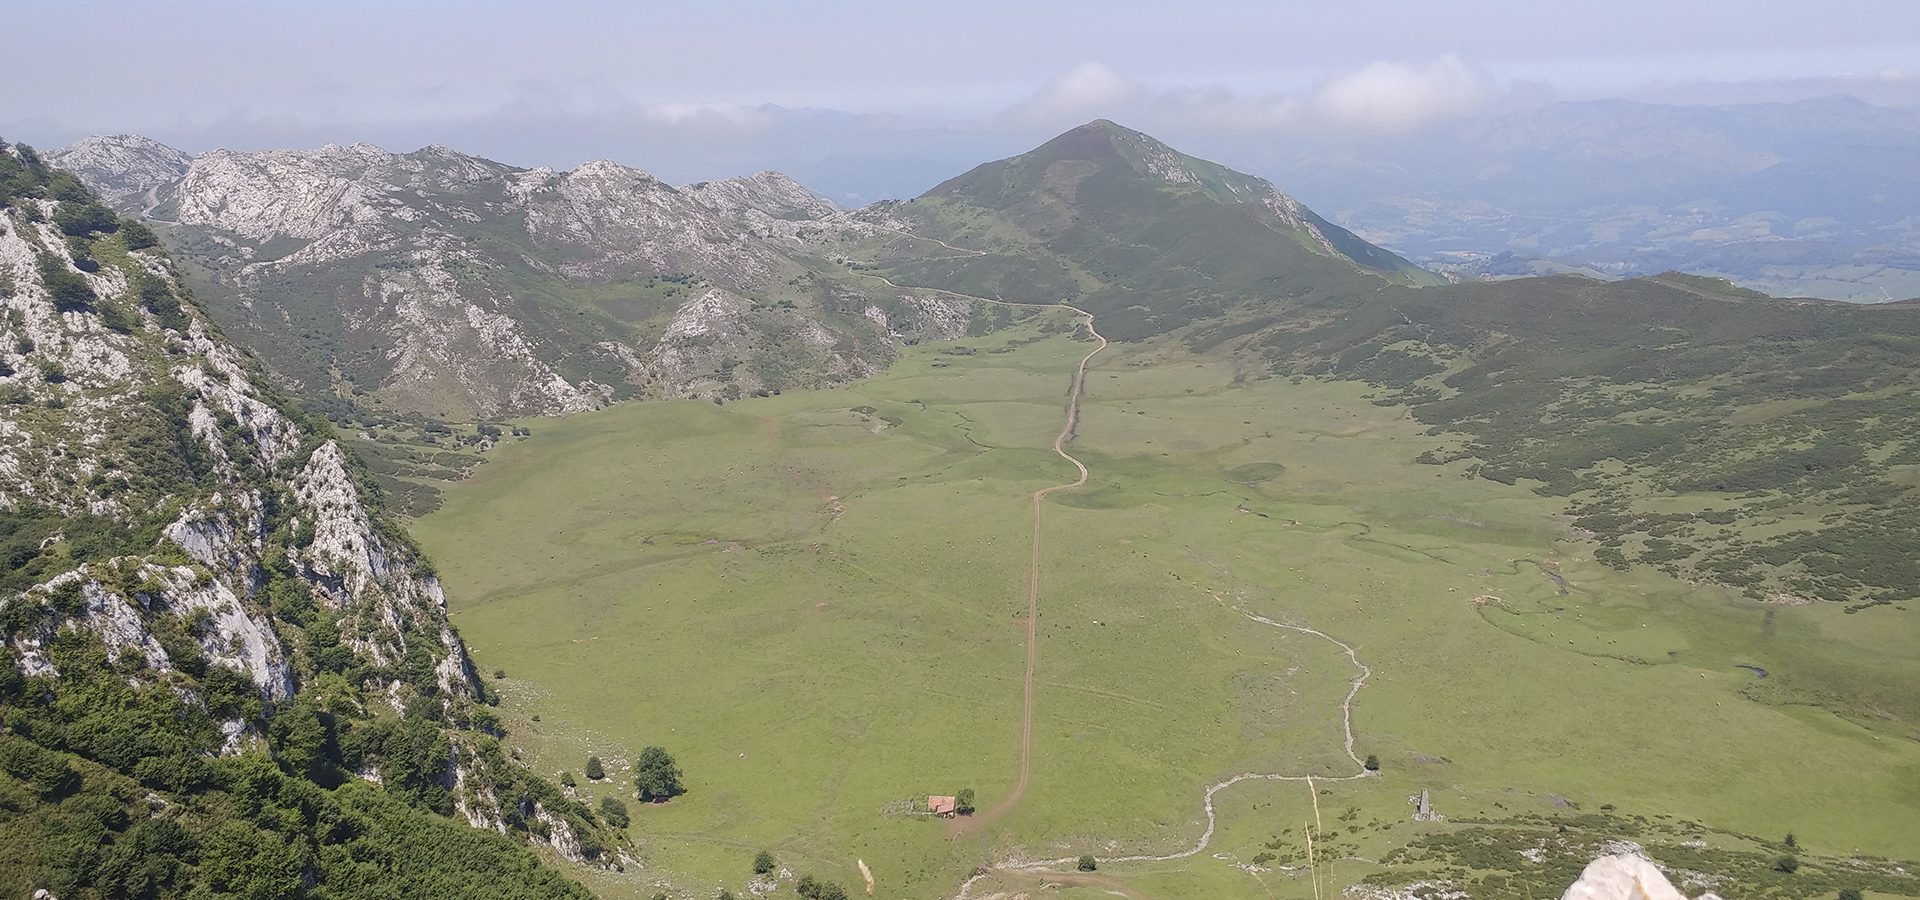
[927,795,957,814]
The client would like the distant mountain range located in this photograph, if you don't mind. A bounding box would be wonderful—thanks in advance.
[50,124,1422,421]
[1236,95,1920,303]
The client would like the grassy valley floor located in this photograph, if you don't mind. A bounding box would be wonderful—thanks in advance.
[412,315,1920,900]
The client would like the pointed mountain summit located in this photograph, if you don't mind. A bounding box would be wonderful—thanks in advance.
[881,120,1439,338]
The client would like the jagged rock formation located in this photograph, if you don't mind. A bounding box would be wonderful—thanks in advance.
[684,171,843,242]
[0,141,614,890]
[55,136,933,420]
[47,134,190,210]
[1560,854,1725,900]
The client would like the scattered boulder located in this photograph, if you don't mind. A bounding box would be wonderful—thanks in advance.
[1561,853,1719,900]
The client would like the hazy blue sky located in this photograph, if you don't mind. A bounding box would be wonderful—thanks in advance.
[6,0,1917,196]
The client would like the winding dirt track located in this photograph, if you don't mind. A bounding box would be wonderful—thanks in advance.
[985,300,1106,829]
[846,230,1374,895]
[849,236,1108,832]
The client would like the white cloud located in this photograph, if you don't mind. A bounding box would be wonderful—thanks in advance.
[997,56,1549,135]
[1308,54,1501,133]
[1005,63,1142,124]
[637,102,774,129]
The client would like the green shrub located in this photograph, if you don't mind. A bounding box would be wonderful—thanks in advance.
[597,795,629,829]
[37,253,95,312]
[52,199,118,237]
[119,219,159,250]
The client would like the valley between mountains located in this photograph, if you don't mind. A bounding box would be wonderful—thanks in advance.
[6,121,1920,900]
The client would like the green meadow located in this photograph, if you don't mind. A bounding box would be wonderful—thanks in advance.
[412,315,1920,900]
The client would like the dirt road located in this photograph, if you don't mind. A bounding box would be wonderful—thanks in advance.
[845,241,1108,832]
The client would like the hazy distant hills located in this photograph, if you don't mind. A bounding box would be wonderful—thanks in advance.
[1254,95,1920,302]
[501,96,1918,303]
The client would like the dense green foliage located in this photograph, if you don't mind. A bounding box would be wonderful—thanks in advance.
[794,874,849,900]
[0,737,594,900]
[596,796,628,830]
[632,746,683,802]
[1226,273,1920,607]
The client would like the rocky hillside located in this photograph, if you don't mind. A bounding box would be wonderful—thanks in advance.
[54,136,960,423]
[0,141,613,898]
[46,133,189,210]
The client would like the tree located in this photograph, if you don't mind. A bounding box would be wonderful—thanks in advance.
[1838,890,1863,900]
[752,850,776,875]
[560,771,576,788]
[718,892,735,900]
[52,200,117,237]
[1785,832,1798,849]
[0,739,79,799]
[598,796,629,829]
[1363,754,1381,772]
[954,787,976,815]
[796,875,820,898]
[1077,855,1097,872]
[585,755,605,780]
[119,219,159,250]
[633,746,684,801]
[1775,855,1800,874]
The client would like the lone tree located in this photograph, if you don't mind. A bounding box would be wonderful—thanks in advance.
[1776,855,1800,874]
[954,787,976,815]
[1838,890,1863,900]
[634,746,685,801]
[1077,855,1097,872]
[585,755,606,780]
[1364,754,1381,772]
[753,850,776,875]
[1785,832,1799,849]
[560,770,577,788]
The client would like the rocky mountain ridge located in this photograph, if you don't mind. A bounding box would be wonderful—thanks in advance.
[0,141,614,896]
[52,135,958,422]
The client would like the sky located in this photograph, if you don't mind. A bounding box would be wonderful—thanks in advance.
[5,0,1918,199]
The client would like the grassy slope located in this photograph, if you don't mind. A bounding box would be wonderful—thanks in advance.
[413,320,1920,900]
[877,121,1438,342]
